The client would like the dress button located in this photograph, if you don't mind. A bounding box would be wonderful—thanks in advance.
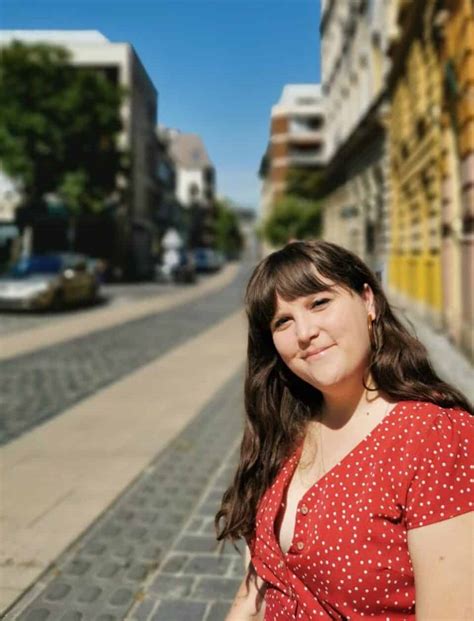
[300,504,309,515]
[278,560,285,568]
[296,541,304,551]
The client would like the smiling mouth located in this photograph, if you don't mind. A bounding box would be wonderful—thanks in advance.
[304,345,334,360]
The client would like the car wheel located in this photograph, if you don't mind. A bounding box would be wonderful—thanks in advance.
[51,291,64,311]
[89,283,98,304]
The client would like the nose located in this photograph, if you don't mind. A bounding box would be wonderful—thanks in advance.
[294,315,319,347]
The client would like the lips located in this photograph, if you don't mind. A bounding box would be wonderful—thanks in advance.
[303,344,334,359]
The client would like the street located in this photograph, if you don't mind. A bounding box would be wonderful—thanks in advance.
[1,261,250,621]
[0,272,245,447]
[1,254,473,621]
[0,280,202,337]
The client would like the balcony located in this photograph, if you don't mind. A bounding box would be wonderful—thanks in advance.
[287,130,323,144]
[287,153,326,167]
[288,117,323,138]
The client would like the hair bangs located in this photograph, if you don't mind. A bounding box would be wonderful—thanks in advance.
[273,259,336,302]
[246,243,338,332]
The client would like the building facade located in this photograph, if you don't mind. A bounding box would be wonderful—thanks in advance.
[262,84,325,217]
[258,84,325,254]
[386,0,474,361]
[387,0,445,329]
[168,131,217,248]
[268,84,325,204]
[154,127,179,236]
[320,0,394,279]
[168,132,215,209]
[441,0,474,360]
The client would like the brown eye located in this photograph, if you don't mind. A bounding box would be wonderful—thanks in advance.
[274,317,289,329]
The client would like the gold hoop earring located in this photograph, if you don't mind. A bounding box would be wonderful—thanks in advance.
[367,314,377,350]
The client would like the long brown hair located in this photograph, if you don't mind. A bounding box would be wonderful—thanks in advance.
[215,240,473,546]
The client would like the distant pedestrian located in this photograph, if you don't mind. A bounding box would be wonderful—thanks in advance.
[216,240,473,620]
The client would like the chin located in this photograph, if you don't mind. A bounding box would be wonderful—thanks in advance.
[302,370,346,390]
[291,359,346,390]
[290,373,327,390]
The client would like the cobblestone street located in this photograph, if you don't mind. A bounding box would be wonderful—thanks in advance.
[0,269,249,446]
[2,258,473,621]
[0,280,192,337]
[5,370,245,621]
[1,261,251,620]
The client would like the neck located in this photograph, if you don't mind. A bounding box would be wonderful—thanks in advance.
[319,379,387,430]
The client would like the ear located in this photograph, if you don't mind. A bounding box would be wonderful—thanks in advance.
[362,283,376,320]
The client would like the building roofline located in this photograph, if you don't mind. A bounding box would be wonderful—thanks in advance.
[0,29,111,43]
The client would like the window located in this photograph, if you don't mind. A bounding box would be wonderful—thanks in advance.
[188,183,199,201]
[296,97,317,105]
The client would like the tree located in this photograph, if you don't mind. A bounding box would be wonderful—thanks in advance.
[0,41,126,220]
[262,194,322,247]
[214,198,243,258]
[286,167,326,201]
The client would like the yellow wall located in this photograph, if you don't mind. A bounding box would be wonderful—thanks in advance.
[388,0,474,360]
[388,6,444,321]
[445,0,474,159]
[442,0,474,360]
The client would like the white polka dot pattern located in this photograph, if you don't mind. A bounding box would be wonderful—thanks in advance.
[247,401,474,620]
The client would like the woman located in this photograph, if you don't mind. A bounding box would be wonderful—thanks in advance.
[216,240,473,620]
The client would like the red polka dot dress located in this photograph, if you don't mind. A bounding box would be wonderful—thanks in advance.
[248,401,474,620]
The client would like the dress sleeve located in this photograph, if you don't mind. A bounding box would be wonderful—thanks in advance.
[405,409,474,530]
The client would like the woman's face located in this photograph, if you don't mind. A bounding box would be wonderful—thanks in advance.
[271,277,376,393]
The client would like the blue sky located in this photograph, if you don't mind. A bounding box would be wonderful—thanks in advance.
[1,0,321,209]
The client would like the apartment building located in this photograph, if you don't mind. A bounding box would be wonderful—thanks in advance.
[258,84,325,255]
[268,84,325,204]
[320,0,393,277]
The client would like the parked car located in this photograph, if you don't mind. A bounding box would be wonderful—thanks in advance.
[193,247,225,273]
[0,253,99,311]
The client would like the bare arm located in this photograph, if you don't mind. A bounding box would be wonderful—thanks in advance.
[225,546,266,620]
[408,511,473,620]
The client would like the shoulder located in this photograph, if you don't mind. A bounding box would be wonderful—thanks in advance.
[391,400,473,439]
[384,400,473,468]
[400,402,473,529]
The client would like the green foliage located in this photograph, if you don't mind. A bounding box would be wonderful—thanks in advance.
[286,167,326,201]
[57,170,89,214]
[262,194,322,247]
[214,198,243,258]
[0,41,126,216]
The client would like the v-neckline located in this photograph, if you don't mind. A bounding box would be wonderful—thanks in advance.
[298,401,403,489]
[275,400,405,556]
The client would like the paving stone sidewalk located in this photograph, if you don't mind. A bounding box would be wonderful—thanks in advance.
[124,449,244,621]
[4,368,246,621]
[395,307,474,403]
